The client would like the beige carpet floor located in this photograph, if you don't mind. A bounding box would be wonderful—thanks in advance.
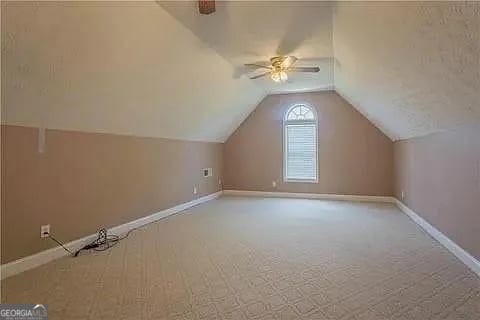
[2,196,479,319]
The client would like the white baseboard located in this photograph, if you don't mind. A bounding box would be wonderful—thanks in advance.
[223,190,479,277]
[223,189,396,203]
[394,198,480,277]
[0,191,222,280]
[5,191,477,280]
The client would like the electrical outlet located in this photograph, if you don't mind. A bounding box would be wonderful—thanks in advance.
[193,186,197,195]
[203,168,213,177]
[401,190,406,200]
[40,224,50,238]
[272,180,277,188]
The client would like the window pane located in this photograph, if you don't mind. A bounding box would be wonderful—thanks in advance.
[285,124,317,180]
[304,111,314,120]
[287,112,297,120]
[285,105,316,121]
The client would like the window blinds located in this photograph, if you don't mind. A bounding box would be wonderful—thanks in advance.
[284,124,317,181]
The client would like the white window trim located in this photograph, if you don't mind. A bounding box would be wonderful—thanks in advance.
[283,104,318,183]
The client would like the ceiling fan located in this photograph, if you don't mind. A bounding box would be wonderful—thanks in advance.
[245,56,320,83]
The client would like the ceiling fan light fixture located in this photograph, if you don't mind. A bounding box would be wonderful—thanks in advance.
[246,56,319,82]
[271,70,288,83]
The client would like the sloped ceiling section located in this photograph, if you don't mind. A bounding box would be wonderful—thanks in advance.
[2,1,265,142]
[2,1,479,143]
[333,2,480,141]
[159,1,334,94]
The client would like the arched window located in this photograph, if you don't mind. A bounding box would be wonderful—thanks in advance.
[283,104,318,182]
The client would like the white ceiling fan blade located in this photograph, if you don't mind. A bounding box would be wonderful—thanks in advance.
[249,71,271,79]
[281,56,298,69]
[289,66,320,73]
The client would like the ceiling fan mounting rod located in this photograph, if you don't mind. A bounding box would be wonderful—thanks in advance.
[198,0,216,15]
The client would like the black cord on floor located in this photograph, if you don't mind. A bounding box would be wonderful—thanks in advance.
[47,227,138,258]
[49,235,75,256]
[48,212,177,258]
[73,227,140,257]
[46,206,184,258]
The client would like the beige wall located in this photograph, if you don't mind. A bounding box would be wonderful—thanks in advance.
[224,91,393,196]
[394,125,480,260]
[1,125,223,263]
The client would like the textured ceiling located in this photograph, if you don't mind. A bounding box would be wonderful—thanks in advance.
[2,1,480,142]
[333,1,480,140]
[1,1,265,142]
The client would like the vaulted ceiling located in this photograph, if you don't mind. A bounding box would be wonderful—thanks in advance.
[2,1,265,142]
[333,1,480,140]
[2,1,479,142]
[159,1,334,94]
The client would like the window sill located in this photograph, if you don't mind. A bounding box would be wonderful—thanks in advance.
[284,179,318,184]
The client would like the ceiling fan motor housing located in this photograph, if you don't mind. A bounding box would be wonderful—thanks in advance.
[270,56,286,69]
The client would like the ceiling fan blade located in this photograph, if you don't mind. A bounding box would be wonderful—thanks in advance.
[249,72,270,80]
[244,63,272,70]
[281,56,298,69]
[289,66,320,73]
